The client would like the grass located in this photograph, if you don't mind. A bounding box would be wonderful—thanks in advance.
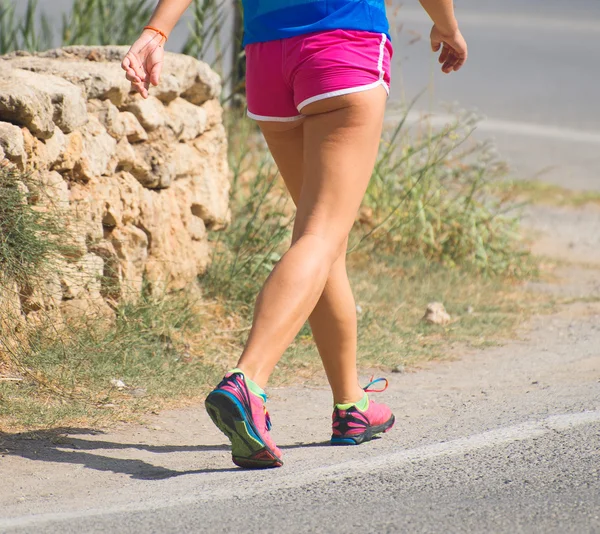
[0,287,227,432]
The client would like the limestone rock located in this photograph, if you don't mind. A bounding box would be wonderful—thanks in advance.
[110,225,148,299]
[75,115,117,181]
[422,302,451,325]
[120,111,147,143]
[191,124,231,228]
[167,97,207,141]
[173,143,205,178]
[0,70,55,138]
[0,46,229,327]
[88,99,125,139]
[59,253,104,300]
[0,122,26,168]
[53,130,83,173]
[122,95,168,132]
[201,99,223,130]
[44,127,67,169]
[37,170,69,208]
[4,56,131,106]
[130,142,175,189]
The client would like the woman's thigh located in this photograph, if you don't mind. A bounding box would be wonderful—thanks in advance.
[294,86,387,250]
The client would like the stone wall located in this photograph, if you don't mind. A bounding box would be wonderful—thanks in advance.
[0,46,230,325]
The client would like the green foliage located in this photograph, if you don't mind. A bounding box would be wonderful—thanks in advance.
[0,165,71,285]
[0,0,52,54]
[355,109,530,276]
[62,0,155,46]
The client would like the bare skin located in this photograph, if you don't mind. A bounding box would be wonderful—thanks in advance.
[122,0,467,407]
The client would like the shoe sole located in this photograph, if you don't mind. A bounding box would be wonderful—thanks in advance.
[205,390,283,468]
[330,414,396,445]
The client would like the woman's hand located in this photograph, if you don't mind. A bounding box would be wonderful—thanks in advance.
[430,25,468,74]
[121,29,165,99]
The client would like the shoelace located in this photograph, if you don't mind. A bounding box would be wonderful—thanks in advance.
[264,405,272,431]
[363,376,389,393]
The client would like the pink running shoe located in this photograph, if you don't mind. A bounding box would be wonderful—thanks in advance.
[205,371,283,468]
[331,377,395,445]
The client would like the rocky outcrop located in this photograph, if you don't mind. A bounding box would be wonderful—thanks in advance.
[0,46,230,325]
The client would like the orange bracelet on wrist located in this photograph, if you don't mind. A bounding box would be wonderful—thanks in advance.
[143,25,168,44]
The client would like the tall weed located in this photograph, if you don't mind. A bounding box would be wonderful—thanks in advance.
[355,108,529,276]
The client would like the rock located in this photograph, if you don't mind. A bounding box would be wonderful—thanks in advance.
[0,46,229,329]
[392,364,405,374]
[129,387,147,398]
[119,111,147,143]
[173,142,205,178]
[74,115,117,181]
[88,99,125,139]
[190,124,231,228]
[44,127,67,169]
[110,378,126,389]
[114,137,136,172]
[59,253,104,300]
[110,225,149,299]
[88,171,142,228]
[88,241,121,300]
[53,130,83,173]
[122,95,168,132]
[201,99,223,130]
[0,70,55,138]
[0,122,26,168]
[4,56,131,106]
[148,73,180,104]
[166,98,207,141]
[422,302,451,325]
[37,170,69,208]
[129,142,175,189]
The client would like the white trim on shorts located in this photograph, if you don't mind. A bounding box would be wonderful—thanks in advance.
[246,110,304,122]
[297,33,389,112]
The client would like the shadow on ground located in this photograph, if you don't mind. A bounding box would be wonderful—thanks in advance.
[0,429,331,480]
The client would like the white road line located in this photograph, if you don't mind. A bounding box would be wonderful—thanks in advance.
[395,111,600,145]
[2,411,599,530]
[395,9,600,34]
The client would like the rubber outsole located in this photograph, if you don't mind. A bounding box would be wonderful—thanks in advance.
[330,414,396,446]
[205,390,283,468]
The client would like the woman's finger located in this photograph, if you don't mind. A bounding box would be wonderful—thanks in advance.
[438,44,449,65]
[126,52,147,82]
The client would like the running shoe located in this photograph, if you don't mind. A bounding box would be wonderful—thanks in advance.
[331,377,395,445]
[205,370,283,468]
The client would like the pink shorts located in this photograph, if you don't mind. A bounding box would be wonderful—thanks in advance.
[245,29,393,122]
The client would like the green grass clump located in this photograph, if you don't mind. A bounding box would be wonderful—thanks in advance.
[0,165,70,286]
[355,109,531,276]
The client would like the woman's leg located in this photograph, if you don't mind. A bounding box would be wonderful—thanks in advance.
[236,87,387,398]
[257,120,362,405]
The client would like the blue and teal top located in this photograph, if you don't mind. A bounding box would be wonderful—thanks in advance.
[241,0,390,46]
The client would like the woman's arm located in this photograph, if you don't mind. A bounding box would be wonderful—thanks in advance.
[419,0,468,73]
[146,0,194,37]
[121,0,193,98]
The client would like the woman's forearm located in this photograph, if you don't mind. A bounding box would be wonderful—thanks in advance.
[418,0,458,35]
[146,0,194,37]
